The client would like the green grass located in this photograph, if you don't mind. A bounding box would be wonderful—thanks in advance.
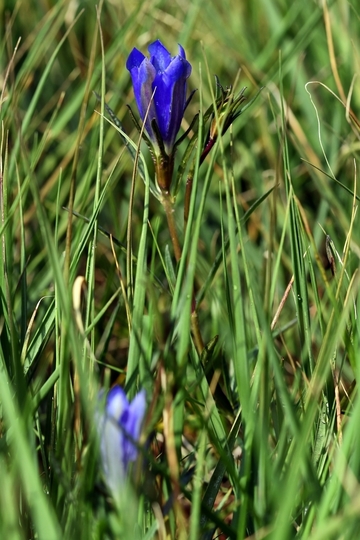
[1,0,360,538]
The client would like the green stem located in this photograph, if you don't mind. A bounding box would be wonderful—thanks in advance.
[161,191,205,355]
[191,308,204,354]
[184,172,193,230]
[161,192,182,263]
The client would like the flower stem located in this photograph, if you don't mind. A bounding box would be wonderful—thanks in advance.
[161,192,182,263]
[161,191,205,355]
[191,305,204,353]
[184,173,193,231]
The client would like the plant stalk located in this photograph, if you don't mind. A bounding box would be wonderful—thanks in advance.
[161,191,205,354]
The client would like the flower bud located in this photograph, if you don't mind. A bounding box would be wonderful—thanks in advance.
[96,386,146,496]
[126,40,192,191]
[126,40,192,156]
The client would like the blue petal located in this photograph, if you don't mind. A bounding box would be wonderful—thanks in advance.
[121,390,147,467]
[148,40,171,72]
[137,60,157,136]
[178,44,186,59]
[97,388,128,496]
[99,413,125,495]
[126,47,145,70]
[106,385,128,418]
[153,56,191,150]
[128,58,157,141]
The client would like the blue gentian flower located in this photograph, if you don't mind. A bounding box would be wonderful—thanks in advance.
[97,386,146,496]
[126,40,192,155]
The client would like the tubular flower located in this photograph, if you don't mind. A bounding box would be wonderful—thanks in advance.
[126,40,192,191]
[97,386,146,496]
[126,40,192,154]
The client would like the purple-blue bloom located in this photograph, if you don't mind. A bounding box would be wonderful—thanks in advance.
[126,40,192,155]
[97,386,146,496]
